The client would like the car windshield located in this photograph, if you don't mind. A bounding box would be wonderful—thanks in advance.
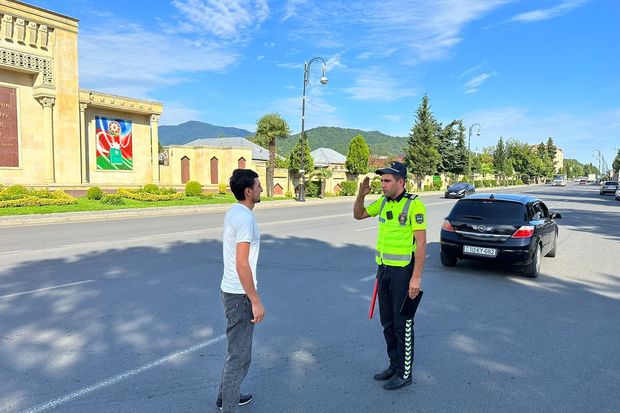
[449,183,468,190]
[449,199,528,223]
[604,181,618,185]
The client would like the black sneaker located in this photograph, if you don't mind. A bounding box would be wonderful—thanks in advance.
[373,368,396,381]
[216,393,253,410]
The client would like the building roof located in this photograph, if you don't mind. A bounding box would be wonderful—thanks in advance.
[184,137,270,161]
[311,147,346,167]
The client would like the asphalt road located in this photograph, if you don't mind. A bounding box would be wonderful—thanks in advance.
[1,184,619,412]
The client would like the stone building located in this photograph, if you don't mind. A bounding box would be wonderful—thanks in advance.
[0,1,163,190]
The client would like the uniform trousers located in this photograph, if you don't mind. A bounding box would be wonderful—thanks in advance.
[218,292,254,413]
[377,258,415,380]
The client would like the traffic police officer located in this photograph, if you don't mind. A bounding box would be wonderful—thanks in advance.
[353,161,427,390]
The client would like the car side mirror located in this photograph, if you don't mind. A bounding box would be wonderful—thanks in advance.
[550,212,562,219]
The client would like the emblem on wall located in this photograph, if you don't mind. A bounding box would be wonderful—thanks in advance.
[95,116,133,170]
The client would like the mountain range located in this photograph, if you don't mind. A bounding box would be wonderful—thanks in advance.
[158,121,407,157]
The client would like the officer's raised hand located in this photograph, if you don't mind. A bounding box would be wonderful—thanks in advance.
[359,176,371,197]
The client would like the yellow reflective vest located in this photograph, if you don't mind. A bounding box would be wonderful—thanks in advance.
[366,193,427,267]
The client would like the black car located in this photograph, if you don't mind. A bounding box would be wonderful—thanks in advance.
[599,181,619,195]
[440,194,561,278]
[444,182,475,199]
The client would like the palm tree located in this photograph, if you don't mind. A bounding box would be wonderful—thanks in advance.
[255,113,290,197]
[308,168,333,198]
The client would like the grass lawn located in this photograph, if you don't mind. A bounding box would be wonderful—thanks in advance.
[0,194,294,216]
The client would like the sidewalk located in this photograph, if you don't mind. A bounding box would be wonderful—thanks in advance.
[0,184,532,227]
[0,195,369,227]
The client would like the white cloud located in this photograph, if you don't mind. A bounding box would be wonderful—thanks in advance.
[282,0,511,64]
[78,27,237,97]
[509,0,588,23]
[160,102,207,125]
[344,67,416,101]
[257,55,265,60]
[273,95,344,132]
[282,0,308,21]
[464,71,497,94]
[171,0,269,41]
[382,115,402,123]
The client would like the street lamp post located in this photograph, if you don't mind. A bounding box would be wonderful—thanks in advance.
[467,123,481,183]
[297,57,328,202]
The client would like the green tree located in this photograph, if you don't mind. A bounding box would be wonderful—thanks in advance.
[493,137,511,184]
[546,137,558,172]
[255,113,290,197]
[437,120,467,173]
[405,95,441,189]
[288,132,314,176]
[563,159,584,178]
[453,121,468,175]
[345,134,370,178]
[308,168,333,198]
[612,149,620,176]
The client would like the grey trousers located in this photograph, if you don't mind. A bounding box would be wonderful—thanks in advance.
[218,291,254,413]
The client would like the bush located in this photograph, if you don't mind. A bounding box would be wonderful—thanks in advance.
[371,178,382,194]
[87,186,103,200]
[285,190,293,198]
[101,194,125,205]
[339,181,357,196]
[142,183,160,194]
[474,180,484,188]
[185,181,202,196]
[304,181,321,198]
[483,179,496,187]
[432,181,442,191]
[118,188,184,201]
[0,190,77,208]
[159,187,177,195]
[423,185,432,191]
[218,183,227,195]
[2,184,29,200]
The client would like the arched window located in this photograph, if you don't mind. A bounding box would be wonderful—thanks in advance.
[238,157,246,169]
[181,156,190,184]
[210,157,219,184]
[273,183,284,196]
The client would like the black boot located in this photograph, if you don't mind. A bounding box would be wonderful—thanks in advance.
[383,374,412,390]
[373,367,396,381]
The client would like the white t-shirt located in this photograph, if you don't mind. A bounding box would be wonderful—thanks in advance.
[221,203,260,294]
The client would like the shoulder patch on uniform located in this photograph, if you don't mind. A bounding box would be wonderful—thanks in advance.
[415,213,424,224]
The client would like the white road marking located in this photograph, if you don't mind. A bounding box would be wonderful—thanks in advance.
[19,334,227,413]
[360,274,376,282]
[0,249,30,255]
[0,280,95,299]
[356,226,377,232]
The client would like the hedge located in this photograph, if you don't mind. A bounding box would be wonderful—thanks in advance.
[117,188,184,201]
[339,181,357,196]
[0,190,77,208]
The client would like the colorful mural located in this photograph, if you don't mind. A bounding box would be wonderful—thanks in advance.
[95,116,133,170]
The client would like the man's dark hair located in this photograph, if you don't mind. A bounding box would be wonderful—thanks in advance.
[230,169,259,200]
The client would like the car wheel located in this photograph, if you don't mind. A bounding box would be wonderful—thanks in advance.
[440,251,457,267]
[523,243,542,278]
[546,232,557,258]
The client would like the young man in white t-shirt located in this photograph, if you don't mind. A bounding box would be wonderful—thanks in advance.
[217,169,264,412]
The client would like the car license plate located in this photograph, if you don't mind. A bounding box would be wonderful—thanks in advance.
[463,245,497,257]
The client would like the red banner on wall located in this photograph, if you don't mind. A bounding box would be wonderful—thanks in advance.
[0,86,18,167]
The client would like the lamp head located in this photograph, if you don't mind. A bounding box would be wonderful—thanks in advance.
[320,75,328,85]
[476,131,480,136]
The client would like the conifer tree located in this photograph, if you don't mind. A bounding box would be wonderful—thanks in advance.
[345,134,370,178]
[405,95,440,189]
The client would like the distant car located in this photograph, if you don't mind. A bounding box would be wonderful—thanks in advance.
[444,182,475,199]
[579,179,587,185]
[440,194,561,278]
[600,181,619,195]
[616,189,620,201]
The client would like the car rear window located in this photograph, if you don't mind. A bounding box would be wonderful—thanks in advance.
[605,181,618,185]
[449,199,528,223]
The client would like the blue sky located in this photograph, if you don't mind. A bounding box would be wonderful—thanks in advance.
[31,0,619,167]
